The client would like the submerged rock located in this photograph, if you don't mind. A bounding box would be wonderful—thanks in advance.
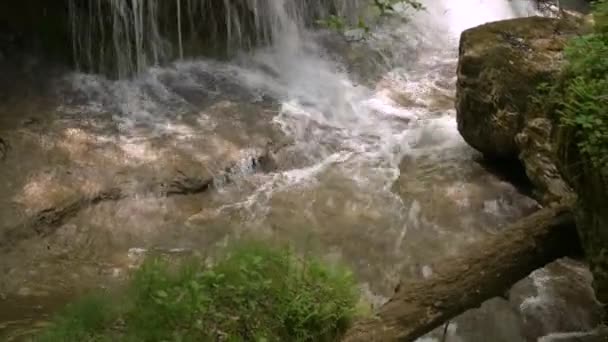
[456,16,584,204]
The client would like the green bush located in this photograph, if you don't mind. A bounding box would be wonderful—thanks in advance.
[554,0,608,173]
[35,243,359,342]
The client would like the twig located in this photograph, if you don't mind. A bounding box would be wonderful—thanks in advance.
[441,321,450,342]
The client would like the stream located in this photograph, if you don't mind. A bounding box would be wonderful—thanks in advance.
[0,0,604,340]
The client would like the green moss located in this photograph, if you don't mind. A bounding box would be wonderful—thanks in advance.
[35,242,360,342]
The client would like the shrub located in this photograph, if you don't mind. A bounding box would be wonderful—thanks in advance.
[36,295,117,342]
[553,0,608,174]
[35,243,359,342]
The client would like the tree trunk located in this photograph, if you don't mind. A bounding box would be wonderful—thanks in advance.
[343,205,581,342]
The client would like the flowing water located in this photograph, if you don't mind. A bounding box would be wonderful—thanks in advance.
[0,0,604,340]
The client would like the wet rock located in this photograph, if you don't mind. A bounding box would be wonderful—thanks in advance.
[456,17,579,159]
[537,326,608,342]
[516,118,573,204]
[456,16,584,204]
[456,14,607,320]
[344,28,366,42]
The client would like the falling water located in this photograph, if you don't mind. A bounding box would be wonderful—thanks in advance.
[66,0,365,77]
[0,0,603,341]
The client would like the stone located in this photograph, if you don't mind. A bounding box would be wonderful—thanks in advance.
[456,16,585,204]
[455,14,607,314]
[515,118,573,204]
[456,16,581,159]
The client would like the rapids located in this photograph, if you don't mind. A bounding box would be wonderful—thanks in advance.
[0,0,603,340]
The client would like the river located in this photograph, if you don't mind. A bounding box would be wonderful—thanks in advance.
[0,0,603,340]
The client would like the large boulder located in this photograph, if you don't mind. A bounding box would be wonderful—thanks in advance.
[456,14,607,313]
[456,16,583,203]
[456,16,580,159]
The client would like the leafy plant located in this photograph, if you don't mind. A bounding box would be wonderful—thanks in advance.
[35,242,360,342]
[316,0,424,36]
[538,0,608,174]
[316,15,347,32]
[554,0,608,172]
[593,0,608,34]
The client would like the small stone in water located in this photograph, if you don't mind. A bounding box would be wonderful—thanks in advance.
[422,265,433,279]
[344,29,366,42]
[17,287,31,296]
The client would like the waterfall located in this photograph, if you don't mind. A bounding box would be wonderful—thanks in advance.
[434,0,538,38]
[67,0,364,78]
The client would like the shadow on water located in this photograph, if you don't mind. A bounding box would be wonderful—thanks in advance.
[475,155,536,199]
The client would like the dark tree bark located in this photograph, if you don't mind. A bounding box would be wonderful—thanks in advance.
[343,205,581,342]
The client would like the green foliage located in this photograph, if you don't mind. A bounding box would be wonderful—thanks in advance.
[317,15,347,32]
[548,0,608,173]
[373,0,424,15]
[593,0,608,34]
[35,243,359,342]
[36,295,117,342]
[316,0,424,35]
[373,0,397,16]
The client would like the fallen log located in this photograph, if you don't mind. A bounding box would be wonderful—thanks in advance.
[343,205,581,341]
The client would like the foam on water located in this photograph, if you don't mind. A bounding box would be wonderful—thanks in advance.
[57,0,544,226]
[538,330,605,342]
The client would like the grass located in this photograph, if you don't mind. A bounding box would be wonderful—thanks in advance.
[35,242,360,342]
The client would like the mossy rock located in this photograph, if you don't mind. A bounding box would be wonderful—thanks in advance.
[456,16,584,160]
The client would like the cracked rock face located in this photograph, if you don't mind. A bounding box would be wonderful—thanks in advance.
[515,118,573,204]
